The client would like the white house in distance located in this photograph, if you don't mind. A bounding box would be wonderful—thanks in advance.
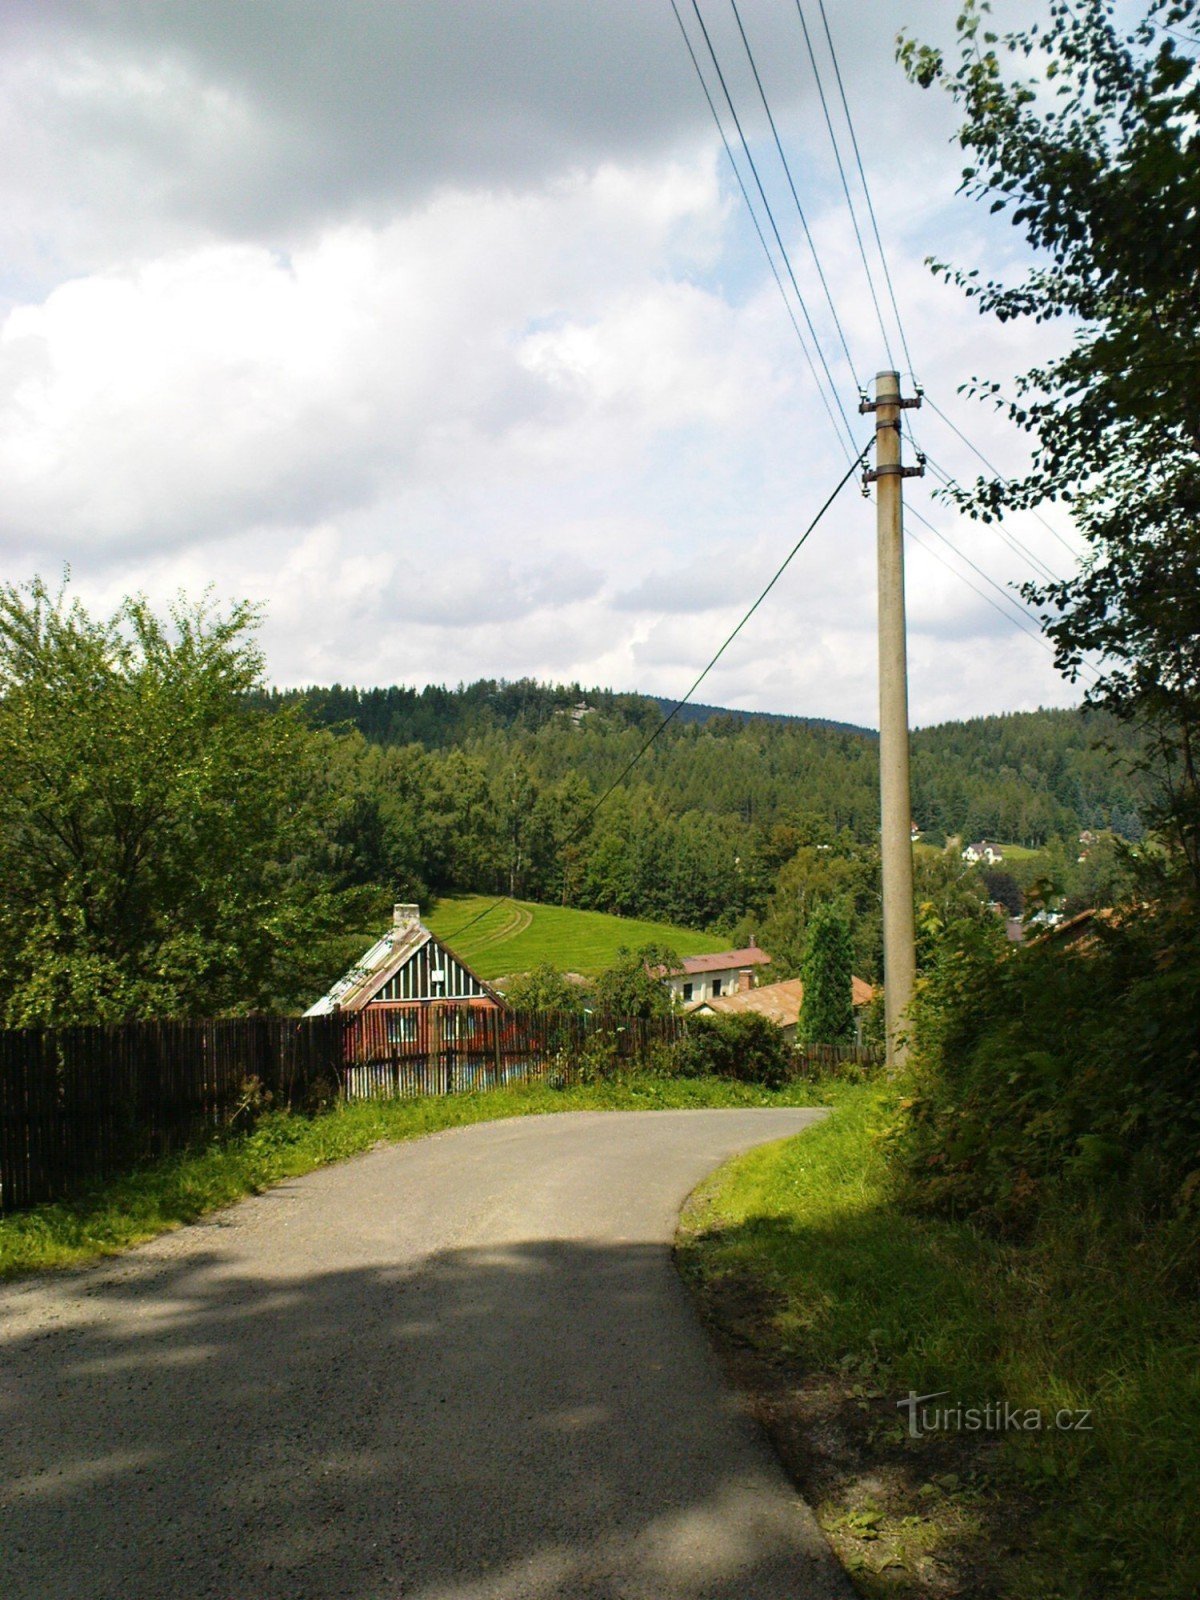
[656,942,772,1005]
[962,840,1005,865]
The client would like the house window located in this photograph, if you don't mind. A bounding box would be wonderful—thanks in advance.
[386,1011,419,1045]
[711,978,723,997]
[682,982,693,1001]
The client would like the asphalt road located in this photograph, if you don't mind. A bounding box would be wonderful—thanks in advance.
[1,1107,854,1600]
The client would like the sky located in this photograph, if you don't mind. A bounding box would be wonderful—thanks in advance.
[0,0,1089,728]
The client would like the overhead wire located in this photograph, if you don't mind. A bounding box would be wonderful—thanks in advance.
[902,500,1103,685]
[668,0,854,461]
[443,439,875,945]
[814,0,918,381]
[922,392,1084,560]
[904,519,1045,644]
[922,452,1062,586]
[792,0,894,373]
[728,0,861,388]
[903,501,1055,649]
[683,0,859,453]
[666,0,1102,716]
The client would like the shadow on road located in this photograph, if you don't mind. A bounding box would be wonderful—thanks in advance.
[2,1230,848,1599]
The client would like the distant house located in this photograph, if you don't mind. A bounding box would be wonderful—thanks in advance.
[962,840,1004,865]
[652,942,771,1005]
[305,904,502,1042]
[688,974,875,1044]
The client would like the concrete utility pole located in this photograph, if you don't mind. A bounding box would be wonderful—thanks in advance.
[862,370,923,1066]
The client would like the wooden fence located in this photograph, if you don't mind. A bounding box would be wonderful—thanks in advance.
[792,1041,885,1078]
[0,1007,684,1214]
[341,1005,683,1100]
[0,1015,345,1215]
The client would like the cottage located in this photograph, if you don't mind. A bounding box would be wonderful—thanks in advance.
[961,840,1004,865]
[305,903,502,1040]
[653,942,772,1005]
[689,974,875,1044]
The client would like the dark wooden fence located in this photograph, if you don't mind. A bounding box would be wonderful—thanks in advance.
[792,1041,885,1078]
[0,1015,345,1215]
[0,1007,684,1214]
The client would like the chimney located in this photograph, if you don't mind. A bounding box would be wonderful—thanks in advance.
[748,934,757,948]
[393,903,420,929]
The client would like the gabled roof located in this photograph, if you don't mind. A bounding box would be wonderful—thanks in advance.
[665,947,772,977]
[304,919,499,1015]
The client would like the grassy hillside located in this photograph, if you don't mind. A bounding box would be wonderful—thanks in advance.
[425,895,728,980]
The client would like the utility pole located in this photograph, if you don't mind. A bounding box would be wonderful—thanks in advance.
[861,370,923,1066]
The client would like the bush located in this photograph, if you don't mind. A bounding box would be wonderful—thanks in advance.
[677,1013,793,1089]
[592,945,676,1019]
[886,904,1200,1232]
[502,963,590,1011]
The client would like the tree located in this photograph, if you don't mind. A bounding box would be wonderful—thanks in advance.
[502,963,590,1012]
[592,944,677,1018]
[799,906,855,1043]
[900,0,1200,894]
[0,577,356,1024]
[982,868,1023,918]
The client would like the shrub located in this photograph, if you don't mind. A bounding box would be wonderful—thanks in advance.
[592,945,677,1019]
[502,963,590,1011]
[677,1012,792,1089]
[886,904,1200,1232]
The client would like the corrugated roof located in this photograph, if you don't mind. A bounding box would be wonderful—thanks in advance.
[304,924,431,1016]
[304,919,500,1015]
[672,947,772,976]
[690,974,875,1024]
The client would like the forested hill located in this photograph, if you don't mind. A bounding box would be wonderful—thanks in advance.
[649,698,872,738]
[264,679,872,746]
[268,676,1146,850]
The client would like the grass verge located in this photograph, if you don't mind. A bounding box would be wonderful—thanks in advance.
[0,1072,831,1281]
[676,1084,1200,1600]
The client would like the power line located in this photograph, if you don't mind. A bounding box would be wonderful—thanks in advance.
[728,0,861,388]
[668,0,853,460]
[684,0,858,452]
[923,452,1062,586]
[904,502,1053,650]
[792,0,892,373]
[903,518,1065,659]
[444,440,874,945]
[903,503,1103,686]
[815,0,917,380]
[922,392,1084,561]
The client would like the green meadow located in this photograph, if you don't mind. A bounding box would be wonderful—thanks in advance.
[424,895,728,979]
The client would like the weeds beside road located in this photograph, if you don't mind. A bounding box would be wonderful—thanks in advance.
[678,1085,1200,1600]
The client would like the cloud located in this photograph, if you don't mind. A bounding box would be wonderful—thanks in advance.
[0,160,730,557]
[0,0,1083,729]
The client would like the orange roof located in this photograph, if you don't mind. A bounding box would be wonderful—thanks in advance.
[693,974,875,1023]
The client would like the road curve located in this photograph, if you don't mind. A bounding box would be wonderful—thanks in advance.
[1,1108,854,1600]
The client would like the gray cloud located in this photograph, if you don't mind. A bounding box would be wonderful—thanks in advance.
[0,0,970,277]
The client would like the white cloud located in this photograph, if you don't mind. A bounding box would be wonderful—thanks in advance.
[0,0,1083,728]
